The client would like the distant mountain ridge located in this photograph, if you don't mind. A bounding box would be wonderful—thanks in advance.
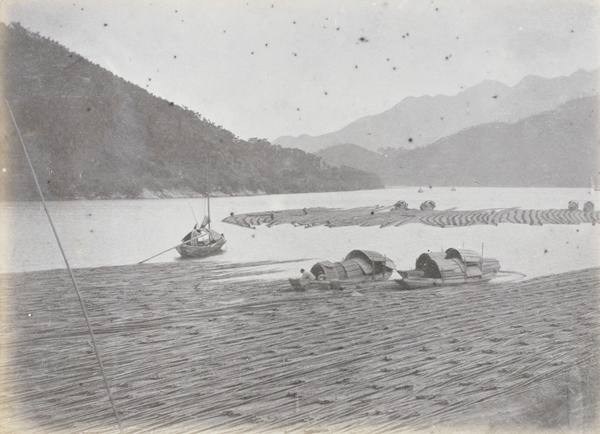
[275,69,599,153]
[317,96,600,187]
[0,23,383,201]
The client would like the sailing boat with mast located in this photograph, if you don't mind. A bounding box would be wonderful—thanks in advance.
[176,168,226,258]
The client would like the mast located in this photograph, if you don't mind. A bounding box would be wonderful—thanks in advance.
[206,160,211,229]
[207,193,211,229]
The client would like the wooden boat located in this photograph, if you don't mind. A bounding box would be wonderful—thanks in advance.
[290,250,395,290]
[394,248,500,289]
[176,226,226,258]
[420,200,436,211]
[391,200,408,211]
[176,175,226,258]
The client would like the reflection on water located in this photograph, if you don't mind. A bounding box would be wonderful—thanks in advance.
[1,187,599,279]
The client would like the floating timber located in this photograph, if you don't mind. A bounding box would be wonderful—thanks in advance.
[1,262,599,432]
[222,205,600,229]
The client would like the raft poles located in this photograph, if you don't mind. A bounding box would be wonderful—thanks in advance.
[6,100,123,433]
[497,270,528,278]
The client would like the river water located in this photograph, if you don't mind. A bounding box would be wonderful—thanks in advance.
[1,187,599,279]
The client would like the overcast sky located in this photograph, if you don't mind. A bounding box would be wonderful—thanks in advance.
[2,0,599,140]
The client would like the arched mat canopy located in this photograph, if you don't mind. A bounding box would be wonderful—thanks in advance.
[415,252,446,271]
[309,261,338,281]
[345,250,396,270]
[445,248,481,264]
[310,250,395,281]
[414,247,500,280]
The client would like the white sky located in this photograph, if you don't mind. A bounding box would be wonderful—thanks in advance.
[2,0,599,140]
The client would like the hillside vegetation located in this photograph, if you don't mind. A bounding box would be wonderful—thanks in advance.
[0,23,382,201]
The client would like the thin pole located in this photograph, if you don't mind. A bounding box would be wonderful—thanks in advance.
[206,162,211,229]
[6,100,123,433]
[188,201,199,227]
[207,194,211,229]
[138,233,204,264]
[481,243,484,269]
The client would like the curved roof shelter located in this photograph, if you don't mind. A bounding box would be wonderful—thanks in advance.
[415,252,446,271]
[345,250,395,269]
[392,200,408,210]
[310,250,395,281]
[445,248,481,264]
[420,200,436,211]
[414,247,500,280]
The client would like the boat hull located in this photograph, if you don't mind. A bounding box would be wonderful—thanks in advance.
[395,272,497,290]
[289,278,343,290]
[176,237,226,258]
[289,272,393,290]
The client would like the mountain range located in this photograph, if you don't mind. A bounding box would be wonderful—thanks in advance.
[274,69,599,154]
[0,23,382,201]
[317,96,599,187]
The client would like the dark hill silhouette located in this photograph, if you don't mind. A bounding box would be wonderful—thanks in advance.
[317,143,386,174]
[0,23,382,201]
[318,96,600,187]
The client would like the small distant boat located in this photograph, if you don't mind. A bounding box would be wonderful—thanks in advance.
[451,186,456,191]
[418,187,424,193]
[394,248,500,289]
[391,200,409,211]
[420,200,436,211]
[290,250,396,290]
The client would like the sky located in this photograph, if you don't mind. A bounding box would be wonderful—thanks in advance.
[1,0,599,141]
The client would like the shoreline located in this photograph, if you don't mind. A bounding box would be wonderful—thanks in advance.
[1,184,596,203]
[1,261,598,432]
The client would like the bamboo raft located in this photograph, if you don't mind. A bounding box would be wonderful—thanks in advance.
[1,262,598,432]
[222,206,600,229]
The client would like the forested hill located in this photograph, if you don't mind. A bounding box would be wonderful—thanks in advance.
[0,23,382,201]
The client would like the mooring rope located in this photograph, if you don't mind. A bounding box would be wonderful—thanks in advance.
[6,100,123,433]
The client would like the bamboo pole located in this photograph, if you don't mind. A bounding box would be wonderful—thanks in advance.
[5,100,123,432]
[188,201,199,227]
[137,234,205,264]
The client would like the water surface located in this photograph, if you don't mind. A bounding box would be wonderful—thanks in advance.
[1,187,598,279]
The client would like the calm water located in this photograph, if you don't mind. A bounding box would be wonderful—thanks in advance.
[1,187,599,279]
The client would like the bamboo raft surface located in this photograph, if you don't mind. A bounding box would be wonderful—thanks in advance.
[222,206,600,229]
[0,261,599,433]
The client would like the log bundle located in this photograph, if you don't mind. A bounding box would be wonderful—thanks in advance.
[1,262,599,432]
[223,205,600,229]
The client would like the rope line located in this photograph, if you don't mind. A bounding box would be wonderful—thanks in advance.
[6,100,123,433]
